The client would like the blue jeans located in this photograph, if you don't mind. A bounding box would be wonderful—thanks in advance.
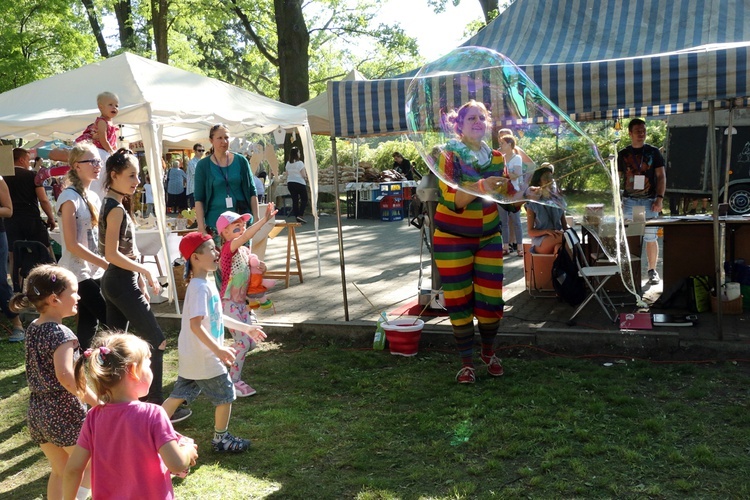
[0,232,17,321]
[623,197,658,242]
[500,207,523,249]
[169,373,236,406]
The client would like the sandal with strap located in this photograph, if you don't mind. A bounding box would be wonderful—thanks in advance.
[212,432,251,453]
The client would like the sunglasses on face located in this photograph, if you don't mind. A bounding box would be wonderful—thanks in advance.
[196,149,205,152]
[78,159,102,166]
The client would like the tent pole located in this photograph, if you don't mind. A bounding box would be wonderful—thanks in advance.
[708,102,723,338]
[355,139,359,220]
[330,136,350,321]
[720,102,734,309]
[723,102,735,204]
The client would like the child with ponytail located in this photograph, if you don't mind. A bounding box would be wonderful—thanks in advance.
[98,148,190,423]
[58,142,109,349]
[63,332,198,499]
[10,265,98,500]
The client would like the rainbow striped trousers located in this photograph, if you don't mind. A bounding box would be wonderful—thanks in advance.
[433,229,504,327]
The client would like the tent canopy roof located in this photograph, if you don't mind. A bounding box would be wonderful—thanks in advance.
[327,0,750,138]
[465,0,750,65]
[300,69,367,135]
[0,52,310,143]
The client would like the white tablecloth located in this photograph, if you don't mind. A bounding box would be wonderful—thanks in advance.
[50,228,182,270]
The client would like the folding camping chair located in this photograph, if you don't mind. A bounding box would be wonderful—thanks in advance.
[563,228,620,324]
[13,240,55,293]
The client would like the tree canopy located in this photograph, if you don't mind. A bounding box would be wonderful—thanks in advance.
[0,0,431,104]
[0,0,99,93]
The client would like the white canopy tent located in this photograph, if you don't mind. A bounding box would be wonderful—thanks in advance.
[0,52,321,312]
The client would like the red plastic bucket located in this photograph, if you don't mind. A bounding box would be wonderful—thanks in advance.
[383,318,424,356]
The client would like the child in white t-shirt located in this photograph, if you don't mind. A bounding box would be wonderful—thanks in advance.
[162,232,266,453]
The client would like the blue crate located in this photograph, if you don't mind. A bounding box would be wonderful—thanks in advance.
[381,208,404,222]
[379,182,403,198]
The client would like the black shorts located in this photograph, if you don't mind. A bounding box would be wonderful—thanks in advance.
[5,216,50,247]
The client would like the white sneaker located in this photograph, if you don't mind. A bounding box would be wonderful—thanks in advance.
[8,328,25,343]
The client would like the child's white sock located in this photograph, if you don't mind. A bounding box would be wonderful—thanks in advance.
[76,486,91,499]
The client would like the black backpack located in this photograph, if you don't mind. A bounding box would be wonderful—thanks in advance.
[551,234,587,306]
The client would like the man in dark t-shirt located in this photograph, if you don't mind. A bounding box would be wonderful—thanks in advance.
[5,148,57,289]
[617,118,666,285]
[393,152,415,181]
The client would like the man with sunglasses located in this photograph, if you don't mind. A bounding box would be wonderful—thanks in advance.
[186,144,205,209]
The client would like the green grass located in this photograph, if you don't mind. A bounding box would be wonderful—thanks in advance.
[2,328,750,499]
[561,191,613,213]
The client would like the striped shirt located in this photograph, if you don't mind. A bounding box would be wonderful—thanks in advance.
[434,140,505,238]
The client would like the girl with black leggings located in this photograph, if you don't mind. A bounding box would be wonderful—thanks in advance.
[98,150,190,424]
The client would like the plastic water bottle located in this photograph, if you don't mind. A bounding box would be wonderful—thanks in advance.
[373,311,388,350]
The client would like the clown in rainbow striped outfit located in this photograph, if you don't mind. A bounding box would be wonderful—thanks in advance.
[433,100,514,384]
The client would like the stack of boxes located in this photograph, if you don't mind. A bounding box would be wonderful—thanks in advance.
[379,182,404,222]
[345,181,407,221]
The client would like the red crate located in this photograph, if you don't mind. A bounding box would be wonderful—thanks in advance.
[379,195,395,209]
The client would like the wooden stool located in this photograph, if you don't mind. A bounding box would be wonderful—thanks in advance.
[265,221,303,288]
[140,254,164,277]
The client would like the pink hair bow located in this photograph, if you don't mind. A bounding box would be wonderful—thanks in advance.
[83,346,111,363]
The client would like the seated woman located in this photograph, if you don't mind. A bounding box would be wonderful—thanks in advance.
[525,164,569,255]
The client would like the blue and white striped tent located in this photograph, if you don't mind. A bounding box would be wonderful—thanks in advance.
[328,0,750,138]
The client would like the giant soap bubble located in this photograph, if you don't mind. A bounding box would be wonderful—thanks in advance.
[406,47,642,305]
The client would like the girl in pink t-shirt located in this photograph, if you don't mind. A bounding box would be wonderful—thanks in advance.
[63,333,198,500]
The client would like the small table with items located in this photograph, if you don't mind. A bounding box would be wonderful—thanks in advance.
[49,227,181,278]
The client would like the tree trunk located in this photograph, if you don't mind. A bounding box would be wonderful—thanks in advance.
[478,0,500,24]
[151,0,169,63]
[274,0,309,105]
[80,0,109,57]
[113,0,136,50]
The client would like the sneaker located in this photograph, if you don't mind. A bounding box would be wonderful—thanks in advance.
[234,381,257,397]
[8,327,25,343]
[295,216,307,224]
[212,432,251,453]
[480,353,505,377]
[170,406,192,424]
[648,269,660,284]
[456,366,476,384]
